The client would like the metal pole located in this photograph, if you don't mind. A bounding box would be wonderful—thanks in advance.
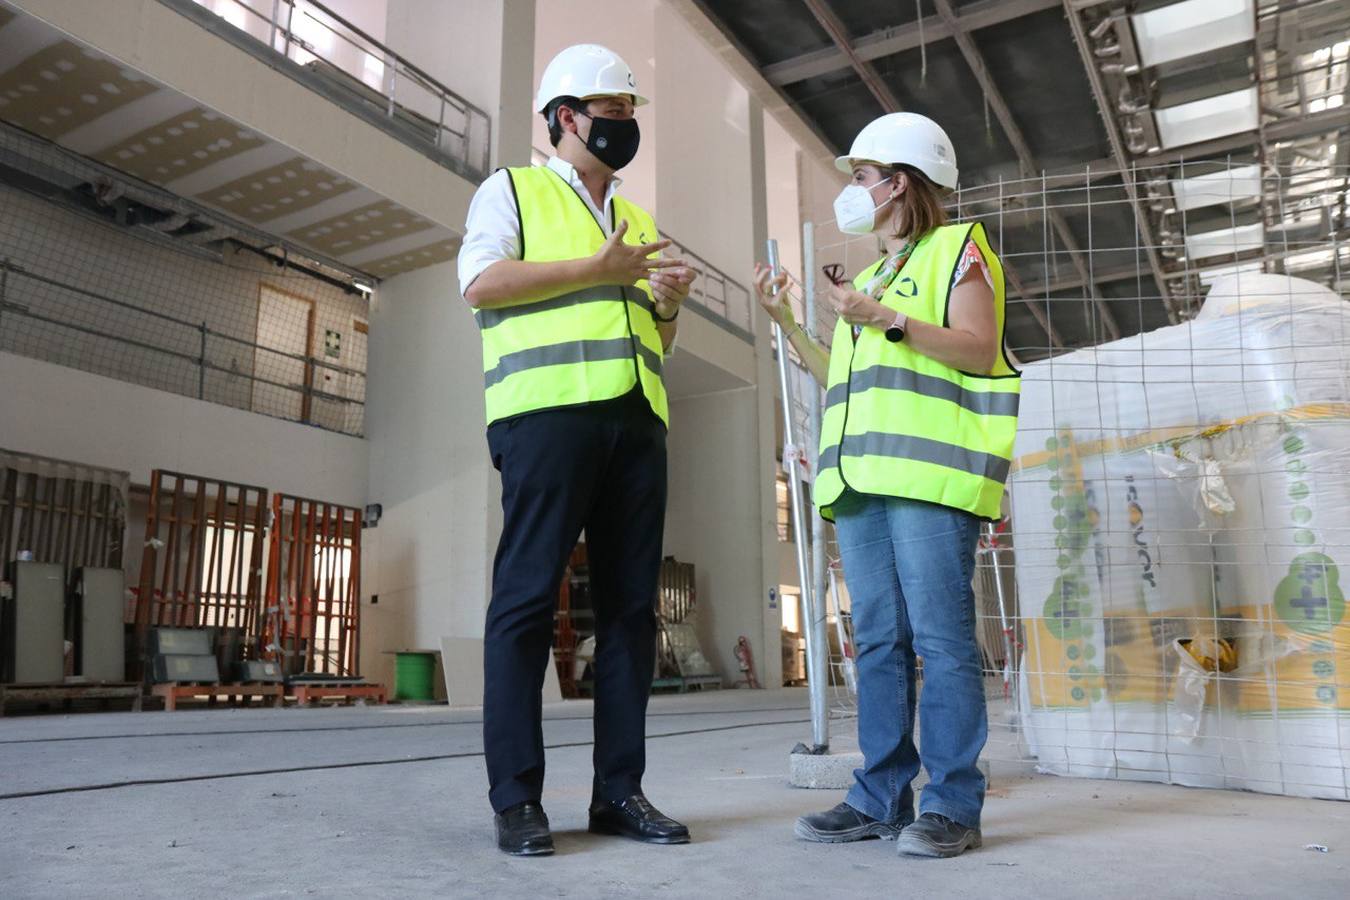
[0,258,8,338]
[268,0,281,51]
[281,0,294,59]
[769,238,828,753]
[828,563,857,694]
[198,321,207,400]
[983,522,1017,702]
[803,222,832,717]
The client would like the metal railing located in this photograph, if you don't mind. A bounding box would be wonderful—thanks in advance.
[661,232,755,342]
[0,260,367,438]
[169,0,492,182]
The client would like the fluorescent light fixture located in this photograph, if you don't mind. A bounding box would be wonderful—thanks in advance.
[1197,261,1262,287]
[1170,164,1263,211]
[1284,248,1337,272]
[1154,87,1258,149]
[1184,222,1265,261]
[1131,0,1254,68]
[353,280,373,295]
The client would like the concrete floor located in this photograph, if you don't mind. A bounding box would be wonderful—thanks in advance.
[2,688,1347,899]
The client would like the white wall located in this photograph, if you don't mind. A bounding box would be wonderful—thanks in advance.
[0,351,367,506]
[664,387,773,681]
[360,258,502,692]
[651,3,754,279]
[764,111,803,300]
[387,0,537,169]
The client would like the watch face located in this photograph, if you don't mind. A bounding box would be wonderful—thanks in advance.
[885,325,905,343]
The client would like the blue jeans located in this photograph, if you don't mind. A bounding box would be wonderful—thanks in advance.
[834,491,987,829]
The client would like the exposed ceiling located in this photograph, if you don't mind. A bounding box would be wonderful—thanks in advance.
[0,5,460,282]
[696,0,1350,359]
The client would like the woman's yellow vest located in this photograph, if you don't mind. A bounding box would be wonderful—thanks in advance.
[475,166,668,427]
[814,222,1020,521]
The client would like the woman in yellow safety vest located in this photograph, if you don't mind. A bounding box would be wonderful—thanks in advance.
[755,112,1019,859]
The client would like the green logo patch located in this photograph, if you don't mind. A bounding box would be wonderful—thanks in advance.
[1274,552,1346,635]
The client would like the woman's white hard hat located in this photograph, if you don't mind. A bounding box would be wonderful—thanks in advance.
[535,44,648,114]
[836,112,958,191]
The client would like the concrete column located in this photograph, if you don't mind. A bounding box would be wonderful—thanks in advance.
[364,1,535,694]
[747,95,784,690]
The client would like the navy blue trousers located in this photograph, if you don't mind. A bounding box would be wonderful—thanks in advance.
[482,390,667,813]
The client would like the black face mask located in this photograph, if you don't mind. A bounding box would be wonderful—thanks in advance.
[575,111,641,171]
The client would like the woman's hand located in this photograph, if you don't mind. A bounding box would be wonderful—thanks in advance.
[753,262,793,327]
[828,284,891,330]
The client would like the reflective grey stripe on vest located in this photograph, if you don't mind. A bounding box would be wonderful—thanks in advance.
[483,335,663,389]
[819,431,1010,484]
[823,365,1019,418]
[475,284,653,329]
[634,339,663,379]
[483,337,636,389]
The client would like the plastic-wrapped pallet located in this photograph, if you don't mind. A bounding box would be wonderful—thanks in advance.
[1011,273,1350,799]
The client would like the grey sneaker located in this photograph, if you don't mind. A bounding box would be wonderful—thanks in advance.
[896,812,982,858]
[794,802,905,843]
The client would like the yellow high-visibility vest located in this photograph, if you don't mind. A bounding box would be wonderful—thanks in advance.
[475,165,668,427]
[814,222,1020,520]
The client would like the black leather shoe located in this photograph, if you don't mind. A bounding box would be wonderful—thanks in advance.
[495,802,554,856]
[896,812,982,858]
[794,802,906,843]
[588,794,690,844]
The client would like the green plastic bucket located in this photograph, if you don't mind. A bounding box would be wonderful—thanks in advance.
[393,651,436,702]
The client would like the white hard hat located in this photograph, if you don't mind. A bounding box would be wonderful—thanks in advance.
[836,112,958,191]
[535,44,648,114]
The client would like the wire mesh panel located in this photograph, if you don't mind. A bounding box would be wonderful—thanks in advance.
[824,556,857,718]
[0,126,371,437]
[133,470,268,669]
[799,161,1350,799]
[264,494,361,678]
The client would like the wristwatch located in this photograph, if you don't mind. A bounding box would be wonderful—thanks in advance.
[884,311,908,343]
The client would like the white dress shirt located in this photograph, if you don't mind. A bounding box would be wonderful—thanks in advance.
[456,155,623,297]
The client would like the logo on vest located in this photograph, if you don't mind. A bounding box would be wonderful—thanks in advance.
[893,276,918,298]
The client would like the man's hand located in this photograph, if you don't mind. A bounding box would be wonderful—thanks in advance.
[829,284,891,330]
[651,266,697,320]
[592,219,686,286]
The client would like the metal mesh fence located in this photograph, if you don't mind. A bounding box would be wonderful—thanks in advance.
[0,128,370,437]
[793,160,1350,799]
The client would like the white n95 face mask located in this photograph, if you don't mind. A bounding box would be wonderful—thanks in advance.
[833,182,891,235]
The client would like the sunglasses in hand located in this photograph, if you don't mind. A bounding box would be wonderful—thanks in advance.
[822,263,847,287]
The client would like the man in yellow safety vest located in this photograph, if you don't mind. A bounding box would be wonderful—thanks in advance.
[457,43,696,856]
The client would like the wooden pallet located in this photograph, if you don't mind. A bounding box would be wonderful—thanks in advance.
[151,681,283,711]
[288,682,387,706]
[0,682,143,716]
